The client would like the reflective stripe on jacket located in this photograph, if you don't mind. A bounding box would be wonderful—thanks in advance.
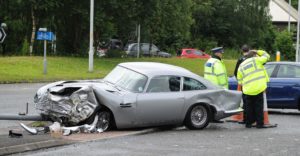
[237,50,270,95]
[204,58,228,89]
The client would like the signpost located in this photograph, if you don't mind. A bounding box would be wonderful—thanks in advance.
[37,28,53,74]
[0,28,6,43]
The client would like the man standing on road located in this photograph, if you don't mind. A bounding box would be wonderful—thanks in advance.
[204,47,228,89]
[237,49,270,128]
[233,44,250,123]
[234,44,249,77]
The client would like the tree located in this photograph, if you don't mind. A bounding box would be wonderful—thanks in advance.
[191,0,271,50]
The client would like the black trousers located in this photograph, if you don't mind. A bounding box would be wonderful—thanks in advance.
[242,94,246,121]
[244,92,264,126]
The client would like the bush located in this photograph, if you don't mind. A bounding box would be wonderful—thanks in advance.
[20,38,29,56]
[105,49,127,58]
[274,30,295,61]
[223,48,240,60]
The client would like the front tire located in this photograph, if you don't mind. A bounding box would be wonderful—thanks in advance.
[185,105,210,130]
[96,110,112,132]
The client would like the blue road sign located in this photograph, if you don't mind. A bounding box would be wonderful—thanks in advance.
[36,31,53,41]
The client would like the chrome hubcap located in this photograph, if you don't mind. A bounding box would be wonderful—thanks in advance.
[191,105,207,126]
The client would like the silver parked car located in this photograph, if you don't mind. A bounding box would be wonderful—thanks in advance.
[34,62,242,131]
[124,43,172,57]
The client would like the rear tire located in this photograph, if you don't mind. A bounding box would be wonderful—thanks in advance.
[185,105,210,130]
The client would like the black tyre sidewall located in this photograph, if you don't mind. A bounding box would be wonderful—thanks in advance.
[97,110,112,131]
[185,104,210,130]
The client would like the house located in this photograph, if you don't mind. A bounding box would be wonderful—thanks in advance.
[269,0,298,29]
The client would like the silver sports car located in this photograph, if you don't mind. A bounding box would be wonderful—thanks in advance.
[34,62,242,131]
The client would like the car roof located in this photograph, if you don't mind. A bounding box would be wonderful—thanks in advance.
[267,61,300,66]
[119,62,199,78]
[182,48,197,50]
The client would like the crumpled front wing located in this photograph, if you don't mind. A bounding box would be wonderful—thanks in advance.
[34,84,99,125]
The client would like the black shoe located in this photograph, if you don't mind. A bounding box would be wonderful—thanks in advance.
[256,125,268,129]
[212,120,224,123]
[245,124,252,128]
[238,121,246,124]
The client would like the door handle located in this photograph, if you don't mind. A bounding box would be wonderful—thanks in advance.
[120,103,132,108]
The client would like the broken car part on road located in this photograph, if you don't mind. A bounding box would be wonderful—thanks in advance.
[20,115,103,136]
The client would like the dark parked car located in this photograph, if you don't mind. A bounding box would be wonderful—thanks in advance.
[229,62,300,110]
[124,43,171,58]
[96,39,123,57]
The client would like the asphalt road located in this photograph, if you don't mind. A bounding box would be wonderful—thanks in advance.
[2,83,300,156]
[19,112,300,156]
[0,83,46,131]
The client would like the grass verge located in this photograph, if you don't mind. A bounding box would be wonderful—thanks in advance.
[0,56,237,83]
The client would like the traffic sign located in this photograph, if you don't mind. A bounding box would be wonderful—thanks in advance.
[36,31,53,41]
[0,28,6,43]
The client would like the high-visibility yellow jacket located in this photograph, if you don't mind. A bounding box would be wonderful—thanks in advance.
[204,57,228,89]
[237,50,270,95]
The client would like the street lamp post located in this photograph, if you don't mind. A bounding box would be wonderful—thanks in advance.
[288,0,291,32]
[296,0,300,62]
[88,0,94,72]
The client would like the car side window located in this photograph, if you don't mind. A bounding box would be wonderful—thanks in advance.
[264,64,276,77]
[147,76,181,93]
[186,50,192,54]
[194,50,203,56]
[131,44,138,51]
[183,77,207,91]
[150,44,159,52]
[277,65,300,78]
[141,44,149,52]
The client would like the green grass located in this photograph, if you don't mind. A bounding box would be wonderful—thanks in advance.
[0,56,237,83]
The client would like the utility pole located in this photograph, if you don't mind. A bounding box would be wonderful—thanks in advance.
[288,0,291,32]
[296,0,300,62]
[88,0,94,72]
[137,24,140,58]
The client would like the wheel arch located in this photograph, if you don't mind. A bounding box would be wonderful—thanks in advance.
[98,104,117,129]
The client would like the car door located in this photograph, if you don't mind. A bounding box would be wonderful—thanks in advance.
[136,76,185,126]
[265,64,279,108]
[268,64,300,109]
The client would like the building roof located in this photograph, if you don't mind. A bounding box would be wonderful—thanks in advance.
[269,0,298,22]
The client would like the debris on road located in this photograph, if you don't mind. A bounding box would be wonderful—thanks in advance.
[20,115,103,136]
[8,130,23,138]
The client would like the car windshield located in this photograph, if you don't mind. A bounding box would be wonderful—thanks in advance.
[104,66,147,93]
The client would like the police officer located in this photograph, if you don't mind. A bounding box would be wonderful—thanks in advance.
[204,47,228,89]
[234,44,250,77]
[237,49,270,128]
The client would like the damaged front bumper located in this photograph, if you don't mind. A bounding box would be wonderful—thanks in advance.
[34,82,100,125]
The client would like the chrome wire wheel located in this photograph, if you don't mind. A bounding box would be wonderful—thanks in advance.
[97,111,111,131]
[190,105,208,126]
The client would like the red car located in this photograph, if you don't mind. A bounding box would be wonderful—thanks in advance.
[180,48,211,59]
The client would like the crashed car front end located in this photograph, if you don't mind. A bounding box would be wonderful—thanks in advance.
[34,81,99,125]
